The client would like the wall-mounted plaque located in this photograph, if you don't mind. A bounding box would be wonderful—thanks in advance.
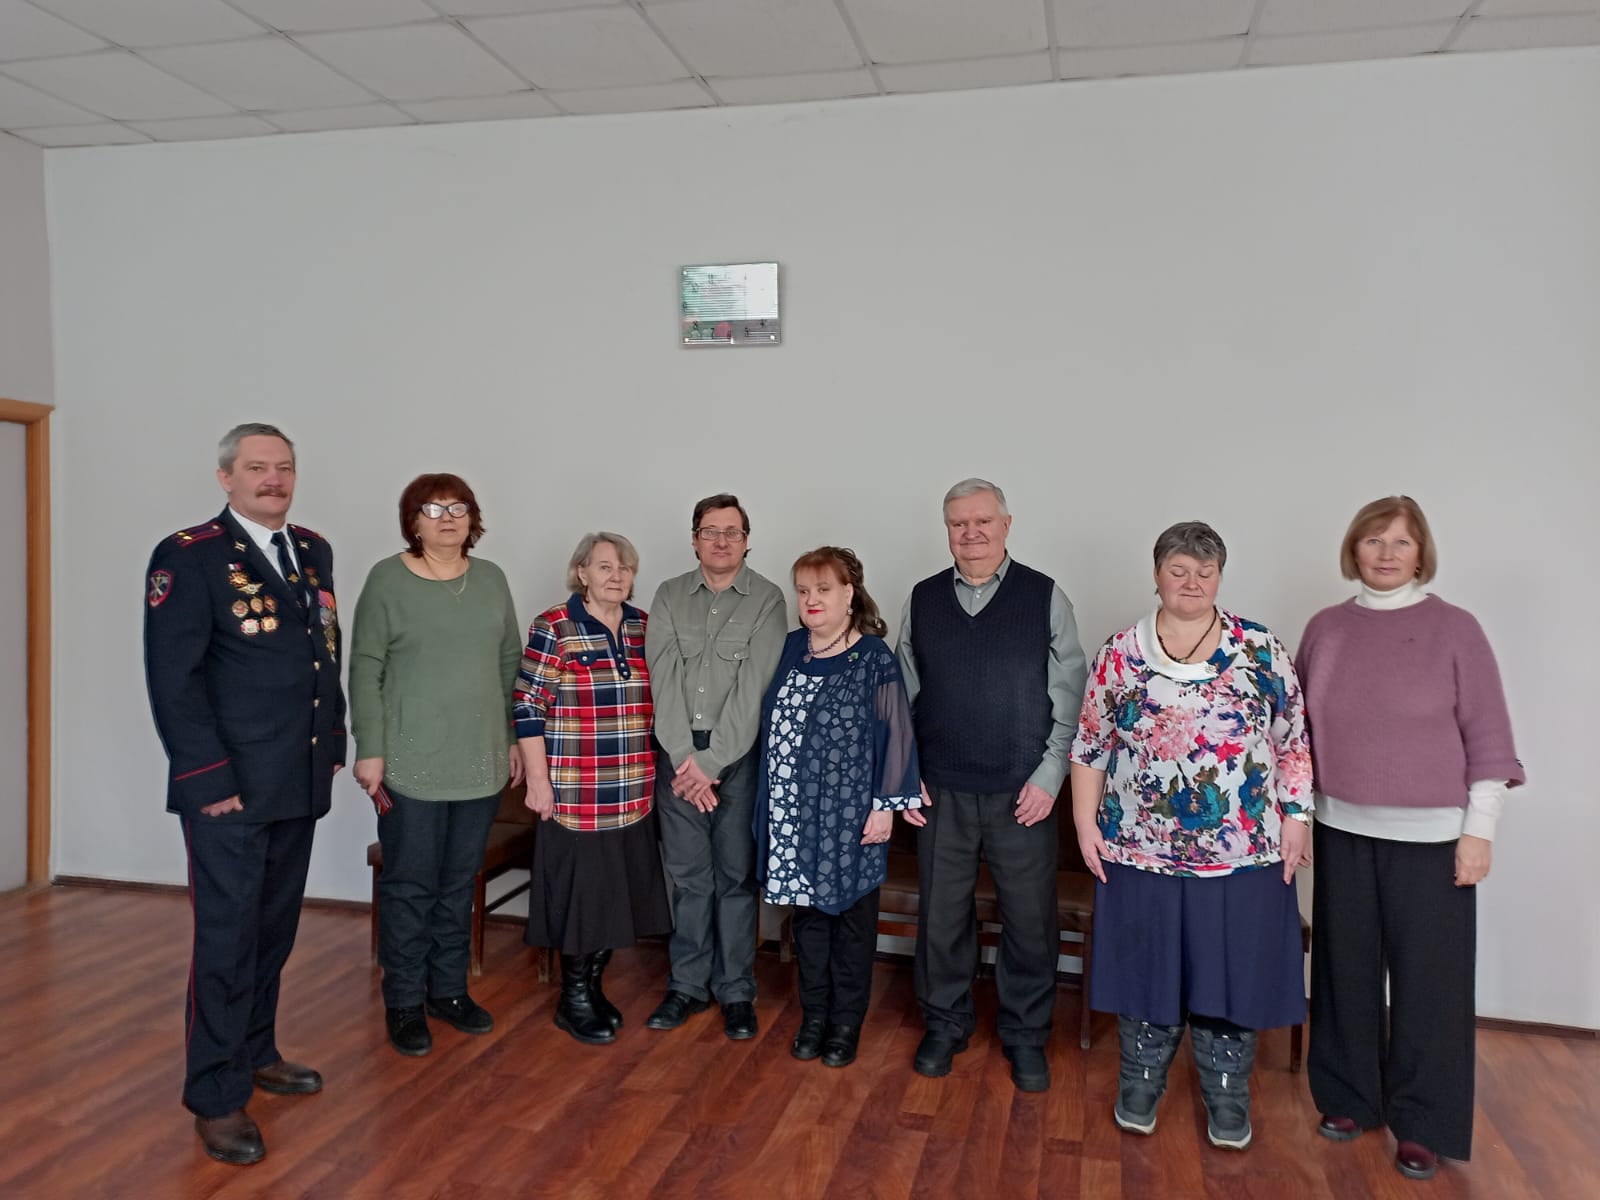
[681,262,781,347]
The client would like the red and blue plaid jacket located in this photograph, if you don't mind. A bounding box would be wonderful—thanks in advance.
[514,595,654,831]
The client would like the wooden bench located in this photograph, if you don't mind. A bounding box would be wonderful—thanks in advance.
[876,781,1097,1050]
[366,782,548,981]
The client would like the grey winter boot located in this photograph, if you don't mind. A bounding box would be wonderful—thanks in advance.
[1189,1021,1258,1150]
[1113,1017,1185,1135]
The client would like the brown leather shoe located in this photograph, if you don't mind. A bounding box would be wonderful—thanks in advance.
[1395,1141,1439,1180]
[195,1110,265,1165]
[252,1060,323,1095]
[1318,1115,1361,1141]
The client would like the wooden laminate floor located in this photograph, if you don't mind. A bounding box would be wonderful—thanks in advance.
[1,885,1595,1199]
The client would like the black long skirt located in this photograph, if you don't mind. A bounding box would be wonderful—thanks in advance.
[524,810,672,955]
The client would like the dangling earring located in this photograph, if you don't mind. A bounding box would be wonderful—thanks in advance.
[846,606,854,615]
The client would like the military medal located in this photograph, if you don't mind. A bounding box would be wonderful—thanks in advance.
[241,618,260,635]
[250,597,264,614]
[264,596,277,613]
[231,600,249,618]
[261,616,279,633]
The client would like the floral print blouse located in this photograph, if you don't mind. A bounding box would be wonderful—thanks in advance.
[1070,610,1313,877]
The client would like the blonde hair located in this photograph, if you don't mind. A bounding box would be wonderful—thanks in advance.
[1339,496,1437,584]
[566,531,639,598]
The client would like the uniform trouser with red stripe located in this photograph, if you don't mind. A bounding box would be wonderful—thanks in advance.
[181,814,316,1118]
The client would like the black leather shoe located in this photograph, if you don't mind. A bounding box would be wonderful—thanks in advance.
[646,990,711,1031]
[723,1000,758,1041]
[821,1023,861,1068]
[386,1005,432,1057]
[913,1031,971,1078]
[195,1110,265,1165]
[1003,1044,1051,1092]
[426,994,494,1035]
[251,1060,323,1095]
[791,1016,827,1060]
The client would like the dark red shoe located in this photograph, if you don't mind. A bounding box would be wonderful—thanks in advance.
[1395,1141,1438,1180]
[1318,1115,1361,1142]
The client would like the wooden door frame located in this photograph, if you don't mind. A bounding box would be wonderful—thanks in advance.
[0,398,51,884]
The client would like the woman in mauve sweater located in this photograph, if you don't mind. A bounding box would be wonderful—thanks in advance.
[1296,495,1523,1183]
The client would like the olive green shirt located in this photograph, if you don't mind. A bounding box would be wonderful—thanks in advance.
[348,554,523,801]
[645,563,787,778]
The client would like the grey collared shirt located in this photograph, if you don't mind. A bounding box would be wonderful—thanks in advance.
[896,555,1088,797]
[646,562,787,778]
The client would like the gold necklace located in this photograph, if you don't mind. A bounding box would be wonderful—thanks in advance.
[419,554,469,599]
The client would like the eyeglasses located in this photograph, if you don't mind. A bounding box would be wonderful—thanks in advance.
[420,502,470,519]
[695,527,747,543]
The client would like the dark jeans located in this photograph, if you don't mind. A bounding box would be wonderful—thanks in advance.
[181,813,315,1118]
[1309,822,1477,1161]
[792,888,880,1026]
[655,734,758,1004]
[915,786,1059,1046]
[376,788,501,1008]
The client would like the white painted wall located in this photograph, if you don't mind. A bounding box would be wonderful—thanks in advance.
[44,49,1599,1027]
[0,130,53,892]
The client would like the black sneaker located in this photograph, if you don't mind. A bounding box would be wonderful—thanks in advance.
[426,994,494,1035]
[386,1006,432,1057]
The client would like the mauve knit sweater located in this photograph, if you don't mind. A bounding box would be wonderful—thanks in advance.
[1296,595,1524,808]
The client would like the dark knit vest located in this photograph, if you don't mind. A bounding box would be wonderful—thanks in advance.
[910,560,1054,793]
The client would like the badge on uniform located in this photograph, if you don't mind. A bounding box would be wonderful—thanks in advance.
[227,565,264,597]
[147,570,172,608]
[231,600,249,618]
[261,616,279,633]
[241,618,260,636]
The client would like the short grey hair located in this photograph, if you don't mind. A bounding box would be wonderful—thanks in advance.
[218,422,295,472]
[566,531,640,596]
[942,477,1009,516]
[1153,521,1227,572]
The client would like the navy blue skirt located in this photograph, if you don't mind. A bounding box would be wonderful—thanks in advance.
[1089,862,1306,1031]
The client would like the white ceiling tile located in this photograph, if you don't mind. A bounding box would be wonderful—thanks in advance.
[399,91,559,120]
[543,78,712,114]
[296,23,527,99]
[30,0,264,48]
[645,0,861,77]
[1059,37,1243,79]
[1474,0,1600,15]
[844,0,1047,64]
[128,113,278,140]
[878,52,1052,94]
[709,67,877,104]
[462,7,686,89]
[0,0,107,61]
[1250,21,1455,65]
[14,120,150,144]
[142,38,373,110]
[3,51,238,119]
[0,72,99,125]
[228,0,439,33]
[1052,0,1255,48]
[434,0,614,14]
[1449,13,1600,50]
[265,102,412,130]
[1257,1,1471,36]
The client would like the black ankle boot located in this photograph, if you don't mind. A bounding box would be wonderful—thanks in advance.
[588,949,622,1033]
[555,953,616,1045]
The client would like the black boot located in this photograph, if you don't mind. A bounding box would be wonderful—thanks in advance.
[1113,1017,1184,1135]
[1190,1020,1258,1150]
[555,953,616,1045]
[588,949,622,1033]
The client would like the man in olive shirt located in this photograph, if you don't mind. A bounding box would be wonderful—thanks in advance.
[899,478,1088,1093]
[645,493,787,1040]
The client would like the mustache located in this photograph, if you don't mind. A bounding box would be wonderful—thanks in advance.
[256,486,287,497]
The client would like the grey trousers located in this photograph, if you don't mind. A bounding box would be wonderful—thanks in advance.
[655,735,759,1004]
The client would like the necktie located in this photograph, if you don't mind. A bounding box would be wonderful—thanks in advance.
[271,531,310,617]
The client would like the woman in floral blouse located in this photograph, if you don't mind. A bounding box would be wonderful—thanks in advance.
[1069,522,1312,1152]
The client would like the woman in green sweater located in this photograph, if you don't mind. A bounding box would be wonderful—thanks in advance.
[349,473,524,1057]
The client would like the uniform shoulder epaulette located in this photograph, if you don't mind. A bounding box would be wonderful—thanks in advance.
[168,521,224,547]
[288,523,326,543]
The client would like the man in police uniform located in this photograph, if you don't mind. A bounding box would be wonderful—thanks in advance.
[143,422,346,1165]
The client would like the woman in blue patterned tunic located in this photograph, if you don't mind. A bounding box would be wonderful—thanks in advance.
[756,547,922,1068]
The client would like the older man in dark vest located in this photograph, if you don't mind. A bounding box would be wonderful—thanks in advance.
[898,478,1088,1092]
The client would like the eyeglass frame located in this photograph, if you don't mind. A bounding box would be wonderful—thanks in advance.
[419,501,471,519]
[693,526,748,543]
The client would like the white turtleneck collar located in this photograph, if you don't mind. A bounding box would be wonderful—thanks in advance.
[1356,578,1425,610]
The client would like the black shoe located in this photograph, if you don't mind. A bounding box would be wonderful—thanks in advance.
[646,989,711,1031]
[426,994,494,1035]
[555,953,616,1045]
[821,1023,860,1068]
[587,950,622,1033]
[723,1000,758,1041]
[791,1016,827,1061]
[386,1006,432,1057]
[194,1110,265,1165]
[1003,1044,1051,1093]
[913,1031,971,1078]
